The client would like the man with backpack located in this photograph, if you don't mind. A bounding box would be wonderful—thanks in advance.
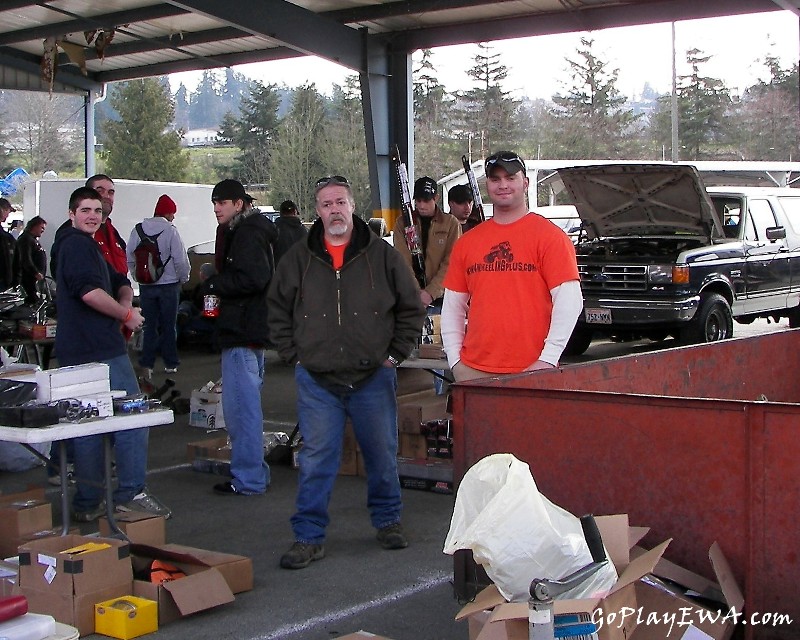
[126,194,190,379]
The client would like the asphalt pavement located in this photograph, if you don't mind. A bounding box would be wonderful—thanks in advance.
[0,317,790,639]
[1,346,465,640]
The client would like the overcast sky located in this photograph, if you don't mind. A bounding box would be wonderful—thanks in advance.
[169,10,799,101]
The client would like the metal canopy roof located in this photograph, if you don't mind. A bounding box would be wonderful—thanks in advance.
[0,0,797,94]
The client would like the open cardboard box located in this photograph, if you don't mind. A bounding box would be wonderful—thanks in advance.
[456,515,743,640]
[130,543,234,625]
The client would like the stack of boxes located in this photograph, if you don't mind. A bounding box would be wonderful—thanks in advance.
[0,488,70,559]
[395,367,453,493]
[35,363,113,416]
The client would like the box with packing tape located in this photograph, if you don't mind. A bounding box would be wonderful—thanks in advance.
[99,512,166,547]
[455,515,744,640]
[16,535,132,637]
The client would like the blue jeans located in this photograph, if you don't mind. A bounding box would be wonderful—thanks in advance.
[221,347,269,494]
[73,354,147,512]
[291,364,402,544]
[138,283,180,369]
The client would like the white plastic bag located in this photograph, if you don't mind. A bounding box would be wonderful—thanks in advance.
[443,453,618,602]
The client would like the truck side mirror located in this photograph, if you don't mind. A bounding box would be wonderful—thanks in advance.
[766,226,786,241]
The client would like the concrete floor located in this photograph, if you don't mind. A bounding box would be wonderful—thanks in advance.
[1,347,466,640]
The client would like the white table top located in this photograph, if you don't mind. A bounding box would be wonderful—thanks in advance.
[0,409,174,444]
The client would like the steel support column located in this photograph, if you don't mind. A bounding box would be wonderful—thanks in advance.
[361,33,413,224]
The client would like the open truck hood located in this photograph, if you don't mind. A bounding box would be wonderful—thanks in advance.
[555,164,724,240]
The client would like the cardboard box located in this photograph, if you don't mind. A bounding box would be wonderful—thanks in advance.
[153,544,252,594]
[2,526,80,560]
[0,489,53,556]
[189,392,226,430]
[95,595,157,640]
[396,368,434,396]
[397,391,449,434]
[418,343,445,359]
[17,535,132,636]
[399,433,427,459]
[18,319,57,340]
[457,516,743,640]
[130,544,234,625]
[99,513,166,546]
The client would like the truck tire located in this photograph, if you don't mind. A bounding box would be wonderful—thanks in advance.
[789,305,800,328]
[680,293,733,345]
[563,326,593,356]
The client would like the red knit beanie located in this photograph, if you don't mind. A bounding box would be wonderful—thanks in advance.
[154,194,177,217]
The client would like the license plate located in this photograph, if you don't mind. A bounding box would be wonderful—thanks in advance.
[585,308,612,324]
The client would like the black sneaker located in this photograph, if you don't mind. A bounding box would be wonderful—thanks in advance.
[280,542,325,570]
[376,523,408,550]
[213,481,241,495]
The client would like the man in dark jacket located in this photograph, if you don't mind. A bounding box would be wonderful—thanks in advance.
[13,216,47,304]
[204,179,277,496]
[268,175,426,570]
[272,200,308,265]
[0,198,17,290]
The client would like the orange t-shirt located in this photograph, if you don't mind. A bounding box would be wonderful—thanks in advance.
[443,213,579,373]
[325,240,347,270]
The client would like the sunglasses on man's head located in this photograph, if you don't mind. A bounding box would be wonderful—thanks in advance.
[315,175,350,190]
[485,152,525,167]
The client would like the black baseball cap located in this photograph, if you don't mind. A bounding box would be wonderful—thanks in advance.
[413,177,437,201]
[448,184,472,204]
[485,151,526,176]
[212,179,254,203]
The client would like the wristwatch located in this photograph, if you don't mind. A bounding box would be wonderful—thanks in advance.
[387,355,400,367]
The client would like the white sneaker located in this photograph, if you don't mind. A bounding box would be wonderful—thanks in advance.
[116,489,172,519]
[164,367,178,374]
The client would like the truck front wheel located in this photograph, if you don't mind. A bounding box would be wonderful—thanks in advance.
[680,293,733,345]
[563,326,594,356]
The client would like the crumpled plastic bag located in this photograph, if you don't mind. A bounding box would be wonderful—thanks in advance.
[443,453,618,602]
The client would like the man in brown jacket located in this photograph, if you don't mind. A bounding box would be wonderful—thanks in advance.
[392,176,461,308]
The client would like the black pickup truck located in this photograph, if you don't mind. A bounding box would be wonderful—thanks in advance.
[558,164,800,355]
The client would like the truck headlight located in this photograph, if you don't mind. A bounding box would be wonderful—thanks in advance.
[648,265,673,283]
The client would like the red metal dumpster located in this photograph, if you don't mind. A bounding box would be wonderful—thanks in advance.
[450,330,800,639]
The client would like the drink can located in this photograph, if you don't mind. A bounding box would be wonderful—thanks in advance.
[202,294,220,318]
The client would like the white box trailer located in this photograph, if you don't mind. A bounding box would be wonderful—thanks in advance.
[23,178,221,278]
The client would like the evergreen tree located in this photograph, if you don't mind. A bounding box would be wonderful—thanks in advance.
[650,49,732,160]
[270,84,329,217]
[325,77,370,219]
[549,37,640,159]
[414,49,457,180]
[103,78,189,181]
[458,43,520,156]
[227,81,281,185]
[189,70,224,129]
[173,83,189,131]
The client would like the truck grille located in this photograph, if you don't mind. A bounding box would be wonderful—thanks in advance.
[579,264,648,291]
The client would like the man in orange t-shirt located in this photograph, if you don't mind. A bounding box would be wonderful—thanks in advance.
[441,150,583,381]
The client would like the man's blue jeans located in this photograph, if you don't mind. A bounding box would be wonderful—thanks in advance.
[291,364,402,544]
[138,283,181,370]
[221,347,269,494]
[73,354,147,512]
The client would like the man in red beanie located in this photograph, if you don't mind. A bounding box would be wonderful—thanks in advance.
[126,194,190,378]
